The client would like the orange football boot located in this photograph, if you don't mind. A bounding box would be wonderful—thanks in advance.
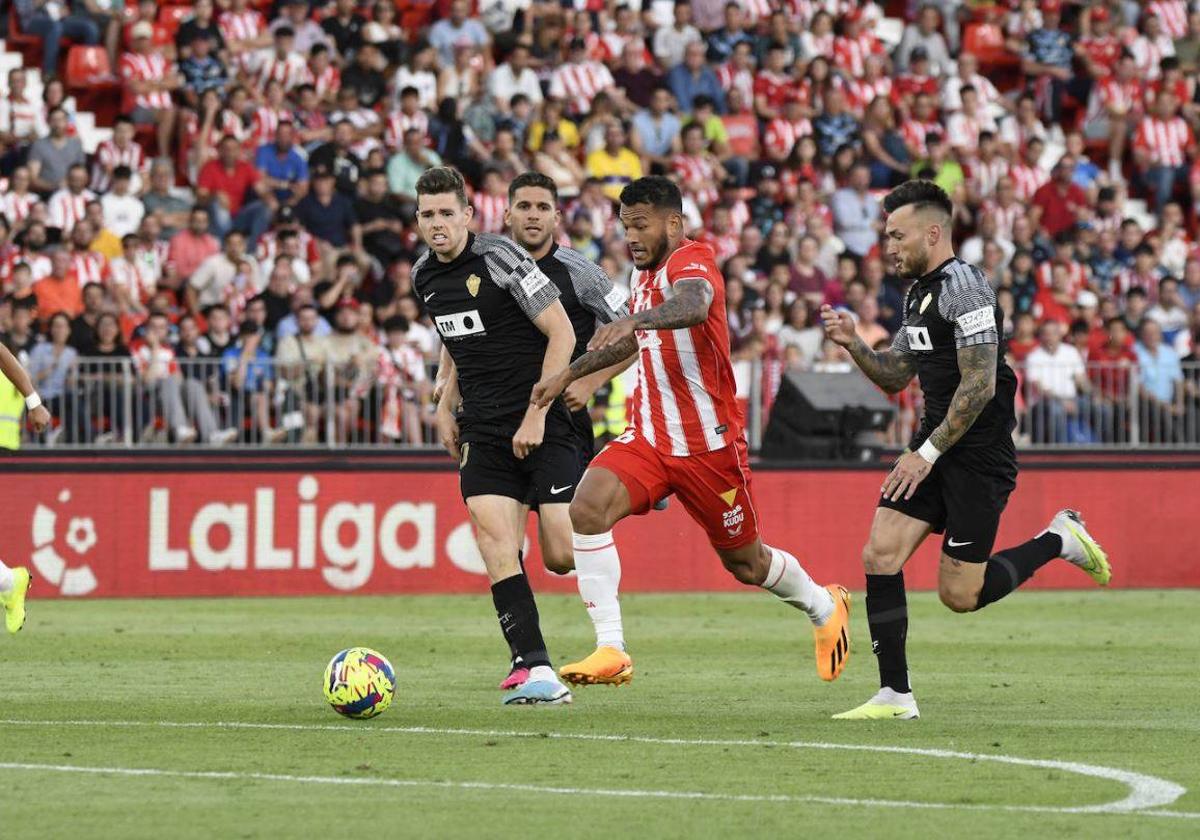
[558,645,634,686]
[814,585,851,681]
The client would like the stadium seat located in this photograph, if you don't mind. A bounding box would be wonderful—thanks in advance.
[159,6,194,40]
[65,46,121,126]
[962,22,1021,90]
[6,13,42,69]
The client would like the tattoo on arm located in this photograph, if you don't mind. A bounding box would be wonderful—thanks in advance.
[928,343,998,452]
[630,279,714,331]
[567,335,639,382]
[845,338,917,394]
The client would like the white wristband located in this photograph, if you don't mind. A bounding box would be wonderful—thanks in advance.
[916,439,942,465]
[25,393,41,410]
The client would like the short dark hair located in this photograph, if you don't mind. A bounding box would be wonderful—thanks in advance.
[881,179,953,219]
[619,176,682,212]
[508,171,558,203]
[383,315,410,333]
[416,166,468,206]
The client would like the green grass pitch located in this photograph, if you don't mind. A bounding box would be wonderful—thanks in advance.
[0,590,1197,838]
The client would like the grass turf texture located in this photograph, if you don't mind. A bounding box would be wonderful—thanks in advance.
[0,591,1197,839]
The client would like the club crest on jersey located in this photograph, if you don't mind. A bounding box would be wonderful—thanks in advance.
[466,274,481,297]
[919,293,932,313]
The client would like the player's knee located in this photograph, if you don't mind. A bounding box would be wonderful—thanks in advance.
[569,495,610,535]
[938,583,979,614]
[542,550,574,576]
[861,542,904,575]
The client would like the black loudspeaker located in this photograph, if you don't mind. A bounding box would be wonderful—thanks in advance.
[761,370,895,461]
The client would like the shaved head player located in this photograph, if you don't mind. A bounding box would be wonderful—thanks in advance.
[533,176,852,687]
[821,180,1111,720]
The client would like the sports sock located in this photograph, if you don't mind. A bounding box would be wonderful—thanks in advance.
[975,532,1063,609]
[762,546,834,625]
[866,572,910,694]
[572,531,625,650]
[490,572,551,669]
[0,559,12,594]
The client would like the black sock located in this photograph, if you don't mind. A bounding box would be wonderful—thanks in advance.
[491,572,550,669]
[866,573,910,694]
[504,552,527,667]
[975,532,1062,609]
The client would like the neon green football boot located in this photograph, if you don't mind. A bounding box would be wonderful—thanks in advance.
[833,688,920,720]
[1,567,31,634]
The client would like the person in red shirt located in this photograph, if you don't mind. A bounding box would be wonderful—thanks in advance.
[32,250,84,326]
[1008,311,1039,362]
[1031,156,1089,237]
[752,43,795,120]
[1075,5,1121,80]
[195,135,277,247]
[1032,263,1076,326]
[1088,317,1138,440]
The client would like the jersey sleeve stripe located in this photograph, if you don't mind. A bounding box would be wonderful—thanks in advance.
[941,259,999,348]
[555,247,627,323]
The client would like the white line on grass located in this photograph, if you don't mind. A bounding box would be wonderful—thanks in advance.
[0,719,1191,819]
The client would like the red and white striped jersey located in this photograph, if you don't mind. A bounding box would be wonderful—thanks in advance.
[1148,1,1189,39]
[184,109,247,152]
[968,156,1008,199]
[1,191,39,226]
[548,61,615,115]
[763,117,812,159]
[250,107,294,148]
[727,199,751,234]
[842,76,892,117]
[741,0,772,22]
[218,10,265,45]
[946,109,998,152]
[833,33,883,79]
[998,117,1048,154]
[131,341,179,378]
[1088,76,1145,124]
[119,52,174,110]
[1134,115,1194,167]
[47,188,96,232]
[1036,260,1089,296]
[471,192,507,234]
[981,199,1024,239]
[0,95,46,139]
[256,230,320,269]
[671,154,720,208]
[900,118,940,158]
[384,109,430,150]
[629,239,742,456]
[1009,162,1049,202]
[595,32,651,66]
[306,64,341,100]
[71,251,108,287]
[108,253,159,303]
[258,53,310,94]
[1114,268,1163,299]
[715,62,754,107]
[1130,34,1175,80]
[753,70,796,111]
[91,138,148,193]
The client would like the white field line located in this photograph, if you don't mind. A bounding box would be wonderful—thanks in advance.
[0,718,1192,819]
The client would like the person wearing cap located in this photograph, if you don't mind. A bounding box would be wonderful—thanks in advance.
[11,0,102,77]
[1076,5,1121,81]
[428,0,490,65]
[895,4,952,76]
[121,20,182,157]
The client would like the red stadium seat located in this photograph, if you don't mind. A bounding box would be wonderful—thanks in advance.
[65,46,122,126]
[963,22,1022,90]
[7,13,44,68]
[159,6,195,40]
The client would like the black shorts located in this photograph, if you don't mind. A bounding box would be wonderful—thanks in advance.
[523,407,594,509]
[458,435,581,506]
[878,438,1018,562]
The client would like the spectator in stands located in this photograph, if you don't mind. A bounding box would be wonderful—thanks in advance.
[1032,157,1090,237]
[1134,91,1195,213]
[176,0,225,60]
[1136,318,1185,441]
[100,167,144,239]
[168,207,220,289]
[187,230,259,313]
[1025,319,1093,443]
[1021,0,1077,122]
[831,164,881,258]
[143,160,192,238]
[309,121,363,198]
[342,43,388,110]
[668,41,725,115]
[178,32,228,109]
[295,169,360,253]
[631,87,682,175]
[69,282,104,354]
[812,87,858,160]
[428,0,490,65]
[895,4,952,75]
[121,22,182,157]
[275,303,329,442]
[28,311,78,442]
[0,69,47,163]
[222,317,284,444]
[28,108,85,194]
[33,249,83,325]
[586,122,643,202]
[254,122,310,208]
[196,136,272,247]
[655,1,702,70]
[490,44,542,117]
[1148,277,1192,350]
[12,0,102,78]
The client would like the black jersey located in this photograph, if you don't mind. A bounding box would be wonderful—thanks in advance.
[538,243,629,360]
[894,256,1018,448]
[413,232,569,438]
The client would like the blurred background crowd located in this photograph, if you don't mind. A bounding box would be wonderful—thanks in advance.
[3,0,1200,450]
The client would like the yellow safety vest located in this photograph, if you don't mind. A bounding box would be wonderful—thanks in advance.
[0,375,23,450]
[592,375,627,438]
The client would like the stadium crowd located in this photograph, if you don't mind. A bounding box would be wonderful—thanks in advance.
[3,0,1200,447]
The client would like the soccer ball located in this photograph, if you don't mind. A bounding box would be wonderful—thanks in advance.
[323,647,396,719]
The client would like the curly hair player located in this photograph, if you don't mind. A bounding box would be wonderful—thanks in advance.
[821,180,1111,721]
[533,176,852,686]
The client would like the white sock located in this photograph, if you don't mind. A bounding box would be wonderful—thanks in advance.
[528,665,558,684]
[0,559,12,594]
[572,531,625,651]
[762,546,834,626]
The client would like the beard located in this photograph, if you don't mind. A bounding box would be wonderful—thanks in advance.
[898,247,931,279]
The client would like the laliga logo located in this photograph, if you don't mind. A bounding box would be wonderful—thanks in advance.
[31,489,99,596]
